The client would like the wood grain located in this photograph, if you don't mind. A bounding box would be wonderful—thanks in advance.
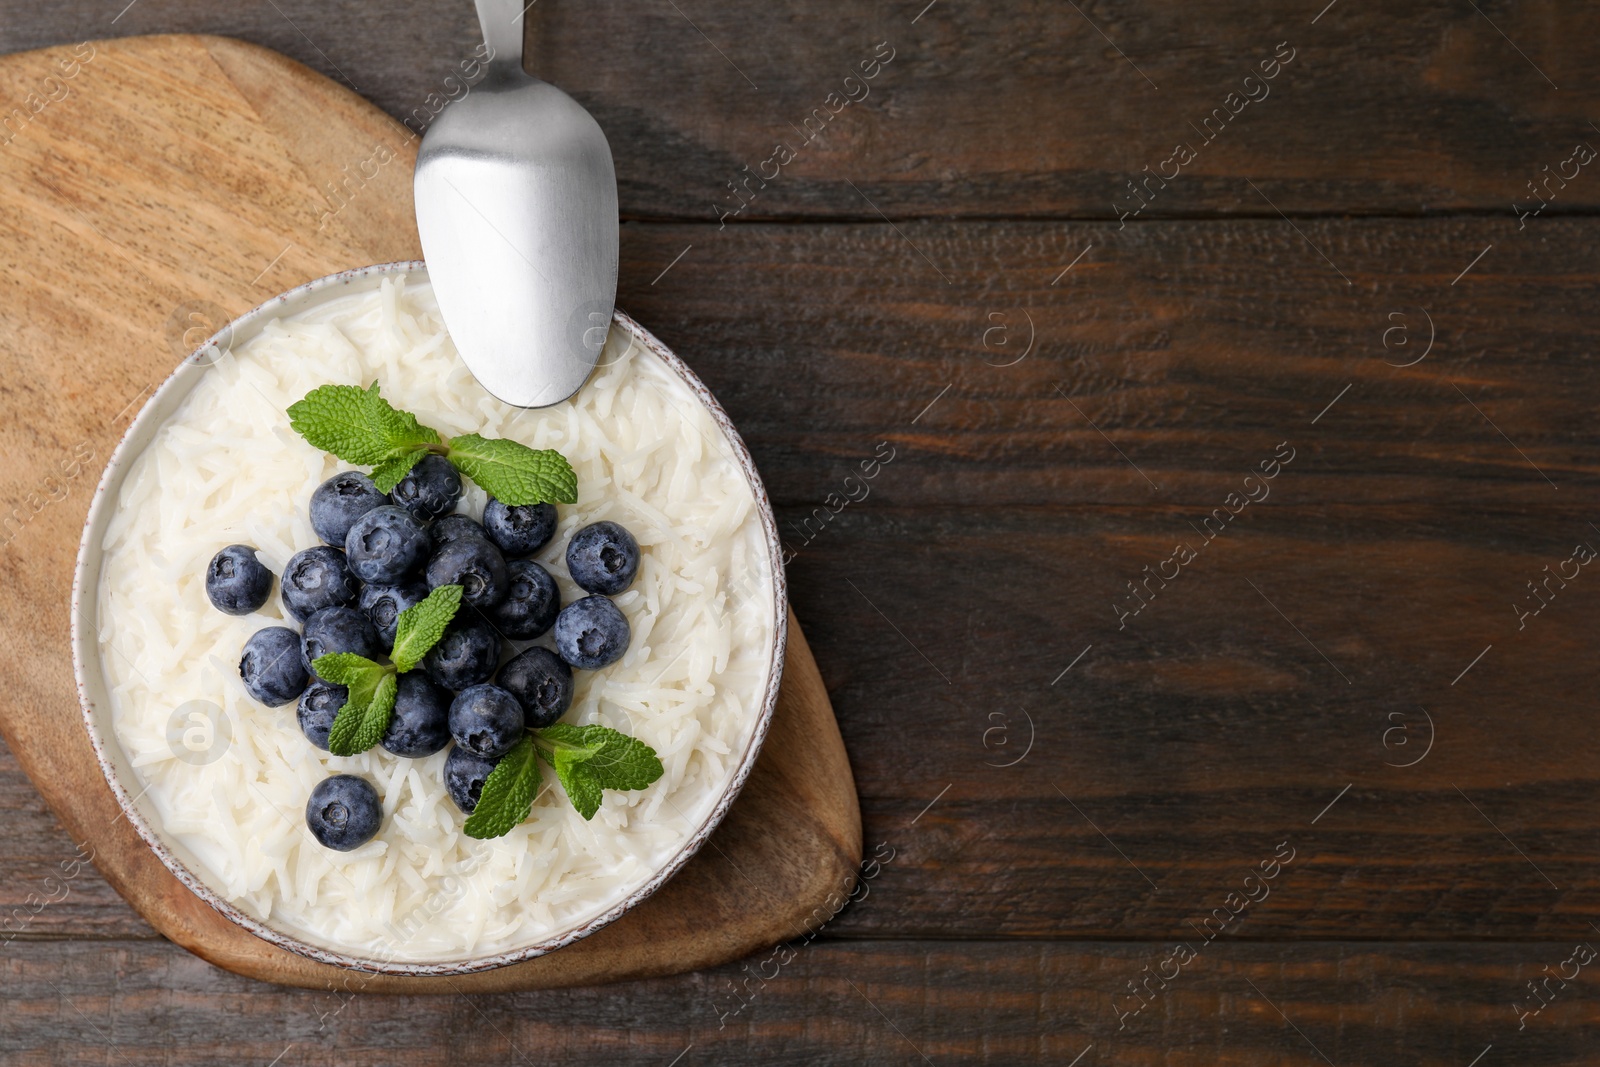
[4,938,1597,1065]
[3,1,1596,219]
[615,216,1600,509]
[0,34,860,991]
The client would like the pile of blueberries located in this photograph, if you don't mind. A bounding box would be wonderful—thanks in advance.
[206,454,642,851]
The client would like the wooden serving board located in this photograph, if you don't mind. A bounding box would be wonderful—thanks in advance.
[0,35,860,991]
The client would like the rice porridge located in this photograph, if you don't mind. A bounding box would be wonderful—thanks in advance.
[93,275,777,962]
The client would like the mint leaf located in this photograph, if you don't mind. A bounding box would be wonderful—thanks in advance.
[362,382,439,453]
[312,654,387,757]
[287,382,440,469]
[368,448,429,494]
[551,743,599,768]
[311,653,388,716]
[326,670,397,756]
[552,757,605,820]
[548,740,602,816]
[288,385,389,464]
[325,702,363,756]
[463,736,541,839]
[310,652,384,689]
[447,433,577,506]
[537,724,663,819]
[358,671,398,750]
[540,723,663,790]
[391,584,462,673]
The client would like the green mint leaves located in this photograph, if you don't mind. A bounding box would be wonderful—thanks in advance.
[448,433,577,506]
[287,383,441,490]
[391,585,462,673]
[543,737,602,822]
[288,382,576,504]
[368,450,430,494]
[326,670,396,756]
[538,724,664,819]
[313,585,463,757]
[463,736,541,839]
[311,652,386,696]
[463,724,665,838]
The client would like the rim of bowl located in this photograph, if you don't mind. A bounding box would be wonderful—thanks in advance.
[69,261,788,976]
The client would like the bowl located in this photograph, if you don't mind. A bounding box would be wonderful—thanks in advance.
[70,262,786,975]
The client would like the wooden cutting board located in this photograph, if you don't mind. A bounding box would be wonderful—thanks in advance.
[0,34,860,991]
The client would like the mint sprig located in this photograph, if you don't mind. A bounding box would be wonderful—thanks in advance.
[314,585,463,757]
[544,737,602,820]
[391,585,462,673]
[314,652,386,755]
[368,450,430,494]
[288,382,577,504]
[463,722,664,838]
[448,433,578,505]
[288,383,441,489]
[326,670,396,756]
[462,736,541,839]
[312,652,387,701]
[538,723,664,819]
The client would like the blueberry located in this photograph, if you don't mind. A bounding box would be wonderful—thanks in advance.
[553,595,631,670]
[431,514,489,548]
[309,471,388,547]
[444,745,500,815]
[358,578,429,646]
[240,626,310,706]
[565,521,640,595]
[205,545,272,615]
[301,606,382,678]
[489,560,560,640]
[483,498,557,558]
[391,454,462,521]
[497,646,573,729]
[298,681,346,750]
[448,684,525,758]
[422,614,501,690]
[381,673,452,757]
[345,505,430,584]
[305,774,381,851]
[280,546,358,622]
[426,536,509,610]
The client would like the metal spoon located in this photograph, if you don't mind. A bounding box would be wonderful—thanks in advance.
[414,0,618,408]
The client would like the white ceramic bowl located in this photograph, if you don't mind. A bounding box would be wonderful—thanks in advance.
[70,262,786,975]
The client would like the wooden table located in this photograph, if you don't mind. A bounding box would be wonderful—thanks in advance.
[3,2,1598,1063]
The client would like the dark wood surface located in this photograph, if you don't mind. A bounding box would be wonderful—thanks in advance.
[3,1,1599,1063]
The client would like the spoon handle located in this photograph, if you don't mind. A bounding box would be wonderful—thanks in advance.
[474,0,528,78]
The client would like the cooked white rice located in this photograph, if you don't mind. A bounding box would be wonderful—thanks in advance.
[95,276,776,962]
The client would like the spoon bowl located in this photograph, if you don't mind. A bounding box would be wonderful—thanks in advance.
[415,0,618,407]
